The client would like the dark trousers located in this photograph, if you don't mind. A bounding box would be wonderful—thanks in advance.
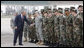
[13,28,23,44]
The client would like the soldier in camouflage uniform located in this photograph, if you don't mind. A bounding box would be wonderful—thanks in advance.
[64,8,71,46]
[47,8,55,45]
[34,11,44,45]
[65,7,76,47]
[72,9,83,47]
[42,7,53,45]
[71,9,81,47]
[78,5,83,47]
[28,14,37,43]
[64,8,70,16]
[42,10,49,44]
[23,15,30,42]
[42,7,54,45]
[23,14,37,43]
[78,5,83,18]
[57,8,66,46]
[53,8,60,46]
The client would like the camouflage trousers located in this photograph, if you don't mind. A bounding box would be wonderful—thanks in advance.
[29,26,37,40]
[42,26,48,41]
[24,28,29,39]
[54,25,60,44]
[66,25,73,46]
[36,26,43,41]
[46,23,54,43]
[59,25,66,45]
[73,27,82,47]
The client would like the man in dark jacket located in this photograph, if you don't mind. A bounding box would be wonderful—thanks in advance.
[14,11,31,46]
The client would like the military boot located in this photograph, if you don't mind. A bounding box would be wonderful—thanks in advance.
[24,37,27,42]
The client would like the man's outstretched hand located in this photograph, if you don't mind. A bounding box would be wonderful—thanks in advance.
[30,23,35,27]
[14,26,17,29]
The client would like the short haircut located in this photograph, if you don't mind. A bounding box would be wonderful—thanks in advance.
[78,5,83,9]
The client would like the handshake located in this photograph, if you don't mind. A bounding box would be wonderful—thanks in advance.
[14,23,35,29]
[30,23,35,27]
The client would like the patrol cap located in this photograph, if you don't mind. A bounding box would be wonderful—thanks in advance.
[64,8,69,11]
[43,10,48,13]
[35,10,38,12]
[33,10,39,15]
[58,8,63,10]
[41,9,44,14]
[53,8,58,13]
[47,11,52,14]
[70,7,75,10]
[48,8,51,10]
[58,8,63,14]
[70,7,75,12]
[53,8,57,10]
[41,9,44,12]
[44,6,49,9]
[72,9,77,13]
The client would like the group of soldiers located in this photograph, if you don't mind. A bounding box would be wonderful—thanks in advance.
[23,5,83,47]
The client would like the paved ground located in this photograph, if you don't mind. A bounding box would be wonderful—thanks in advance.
[1,34,48,47]
[1,18,48,47]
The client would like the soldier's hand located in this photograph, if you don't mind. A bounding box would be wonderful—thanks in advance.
[12,27,15,29]
[14,26,17,29]
[11,27,14,29]
[30,24,34,27]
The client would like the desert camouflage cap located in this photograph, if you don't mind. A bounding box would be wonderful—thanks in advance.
[72,9,77,13]
[70,7,75,10]
[64,8,69,11]
[58,8,63,14]
[53,8,58,13]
